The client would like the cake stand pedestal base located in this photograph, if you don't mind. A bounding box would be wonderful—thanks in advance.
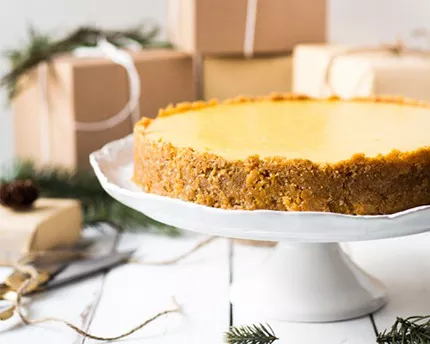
[230,242,387,322]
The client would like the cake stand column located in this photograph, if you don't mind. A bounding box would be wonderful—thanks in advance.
[230,242,387,322]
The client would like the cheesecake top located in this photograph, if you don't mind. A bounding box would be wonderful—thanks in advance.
[138,97,430,163]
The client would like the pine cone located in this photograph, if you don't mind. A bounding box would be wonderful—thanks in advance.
[0,179,40,209]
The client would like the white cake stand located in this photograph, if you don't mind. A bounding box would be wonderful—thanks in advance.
[90,135,430,322]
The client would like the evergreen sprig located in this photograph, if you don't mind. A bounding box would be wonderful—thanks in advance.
[377,315,430,344]
[1,161,180,236]
[1,24,171,99]
[224,324,278,344]
[225,316,430,344]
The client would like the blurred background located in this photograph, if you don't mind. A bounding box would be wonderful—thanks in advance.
[1,0,430,166]
[0,0,166,166]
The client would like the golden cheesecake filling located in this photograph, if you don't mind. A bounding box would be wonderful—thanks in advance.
[134,96,430,215]
[144,100,430,163]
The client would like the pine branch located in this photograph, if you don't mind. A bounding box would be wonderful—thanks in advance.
[1,23,171,99]
[377,316,430,344]
[1,161,180,236]
[225,324,278,344]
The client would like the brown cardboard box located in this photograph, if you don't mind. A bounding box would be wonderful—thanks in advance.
[293,44,430,100]
[13,50,196,169]
[0,198,82,266]
[203,55,292,100]
[167,0,326,55]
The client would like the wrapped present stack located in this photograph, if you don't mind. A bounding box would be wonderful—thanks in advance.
[167,0,326,100]
[9,9,430,171]
[9,3,329,170]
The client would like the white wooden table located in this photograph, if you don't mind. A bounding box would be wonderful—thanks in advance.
[0,229,429,344]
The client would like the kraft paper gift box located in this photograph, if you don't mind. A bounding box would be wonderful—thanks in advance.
[293,44,430,100]
[12,49,196,169]
[0,198,82,266]
[166,0,326,55]
[203,55,292,100]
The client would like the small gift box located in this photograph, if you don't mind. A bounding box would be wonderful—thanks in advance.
[203,55,292,100]
[12,49,196,169]
[0,198,82,266]
[293,44,430,100]
[167,0,326,55]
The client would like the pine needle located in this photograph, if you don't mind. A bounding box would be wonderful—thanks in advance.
[1,161,180,236]
[377,315,430,344]
[225,323,278,344]
[1,23,171,99]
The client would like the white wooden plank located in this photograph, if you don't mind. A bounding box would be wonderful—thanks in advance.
[232,242,377,344]
[349,232,430,334]
[0,225,119,344]
[84,233,230,344]
[6,227,426,343]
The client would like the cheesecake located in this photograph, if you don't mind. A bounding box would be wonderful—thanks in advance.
[133,94,430,215]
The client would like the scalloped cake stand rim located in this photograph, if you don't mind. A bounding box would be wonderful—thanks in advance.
[89,134,430,244]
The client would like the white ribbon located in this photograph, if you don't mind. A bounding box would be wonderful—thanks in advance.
[38,38,141,163]
[244,0,259,58]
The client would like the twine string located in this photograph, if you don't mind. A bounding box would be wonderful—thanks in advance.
[129,236,217,265]
[12,264,181,341]
[1,236,218,339]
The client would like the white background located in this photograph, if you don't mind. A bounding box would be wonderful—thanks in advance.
[1,0,429,166]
